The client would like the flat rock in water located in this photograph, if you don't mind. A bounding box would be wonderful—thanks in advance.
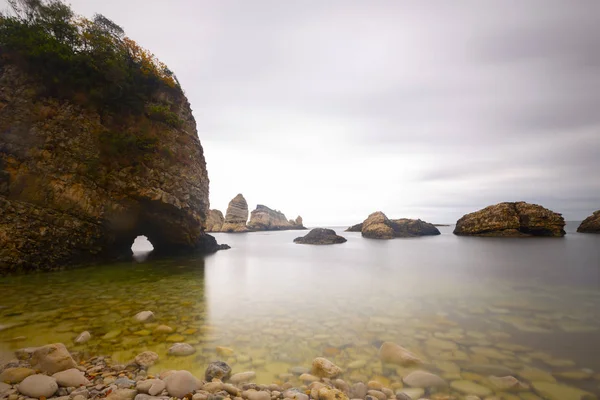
[464,364,514,376]
[531,381,596,400]
[230,371,257,384]
[74,331,91,344]
[396,388,424,400]
[449,380,492,397]
[378,342,422,366]
[18,374,58,398]
[135,351,159,367]
[293,228,347,245]
[402,370,446,388]
[133,311,155,322]
[168,343,196,356]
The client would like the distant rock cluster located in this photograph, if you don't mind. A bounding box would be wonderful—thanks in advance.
[206,194,305,233]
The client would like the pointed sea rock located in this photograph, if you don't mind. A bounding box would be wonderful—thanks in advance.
[221,194,250,232]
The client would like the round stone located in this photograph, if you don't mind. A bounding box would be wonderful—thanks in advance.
[18,374,58,398]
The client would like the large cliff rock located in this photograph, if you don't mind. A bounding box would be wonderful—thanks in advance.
[577,210,600,233]
[206,209,224,232]
[0,65,223,273]
[294,228,347,245]
[360,212,440,239]
[247,205,306,231]
[453,202,565,237]
[220,194,250,232]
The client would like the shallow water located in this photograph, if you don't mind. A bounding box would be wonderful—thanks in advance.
[1,222,599,398]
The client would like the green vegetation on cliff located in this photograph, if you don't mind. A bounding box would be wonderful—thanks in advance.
[0,0,180,114]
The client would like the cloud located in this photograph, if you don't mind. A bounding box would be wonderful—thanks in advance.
[65,0,600,224]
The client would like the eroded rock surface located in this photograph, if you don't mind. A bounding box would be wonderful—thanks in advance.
[0,65,223,273]
[359,212,440,239]
[577,210,600,233]
[221,194,250,232]
[247,205,306,231]
[206,209,225,232]
[454,202,565,237]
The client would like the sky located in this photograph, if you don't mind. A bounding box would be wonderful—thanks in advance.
[12,0,600,225]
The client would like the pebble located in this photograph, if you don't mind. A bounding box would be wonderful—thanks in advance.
[31,343,77,374]
[366,390,386,400]
[165,370,199,398]
[205,361,232,382]
[0,367,36,384]
[243,389,270,400]
[18,374,58,398]
[299,373,320,383]
[449,380,491,397]
[402,371,446,388]
[0,382,11,393]
[52,368,91,387]
[153,325,174,334]
[378,342,422,367]
[311,357,342,378]
[106,388,137,400]
[133,311,155,322]
[134,351,159,367]
[230,372,257,384]
[75,331,91,344]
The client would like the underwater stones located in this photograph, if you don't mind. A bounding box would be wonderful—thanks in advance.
[311,357,342,378]
[168,343,196,356]
[52,368,90,387]
[243,389,270,400]
[134,311,155,323]
[347,360,366,369]
[205,361,232,382]
[299,373,320,383]
[75,331,91,344]
[103,330,122,340]
[378,342,422,366]
[402,371,446,388]
[134,351,159,367]
[153,325,173,334]
[31,343,77,374]
[18,374,58,398]
[518,367,556,384]
[464,364,514,377]
[230,371,257,384]
[487,375,529,391]
[0,367,35,384]
[531,381,596,400]
[289,366,310,375]
[165,370,199,398]
[166,334,185,342]
[449,380,492,397]
[395,388,424,400]
[216,346,234,357]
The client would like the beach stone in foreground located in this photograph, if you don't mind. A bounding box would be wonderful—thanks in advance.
[52,368,90,387]
[0,367,35,383]
[205,361,232,382]
[18,374,58,398]
[165,370,199,398]
[31,343,77,374]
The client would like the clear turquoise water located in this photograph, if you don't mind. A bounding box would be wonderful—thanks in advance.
[1,222,599,397]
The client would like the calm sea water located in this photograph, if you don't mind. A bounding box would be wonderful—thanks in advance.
[1,221,599,397]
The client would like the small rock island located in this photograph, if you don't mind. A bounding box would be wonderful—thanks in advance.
[577,210,600,233]
[454,201,565,237]
[347,212,440,239]
[294,228,347,245]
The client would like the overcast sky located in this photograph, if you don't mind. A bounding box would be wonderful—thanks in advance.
[33,1,600,224]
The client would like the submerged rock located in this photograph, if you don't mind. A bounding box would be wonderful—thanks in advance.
[311,357,342,378]
[294,228,347,245]
[402,370,446,388]
[168,343,196,356]
[577,210,600,233]
[378,342,422,366]
[247,205,306,231]
[74,331,91,344]
[454,202,565,237]
[221,194,250,232]
[134,351,159,367]
[206,209,225,232]
[359,212,440,239]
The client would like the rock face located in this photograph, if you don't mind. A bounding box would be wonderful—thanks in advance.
[294,228,347,245]
[454,202,565,237]
[221,194,250,232]
[0,64,223,273]
[247,205,306,231]
[360,212,440,239]
[577,210,600,233]
[206,209,225,232]
[345,223,363,232]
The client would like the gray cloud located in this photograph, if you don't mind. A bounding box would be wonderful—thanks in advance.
[62,0,600,224]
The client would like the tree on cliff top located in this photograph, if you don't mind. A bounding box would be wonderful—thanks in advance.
[0,0,180,114]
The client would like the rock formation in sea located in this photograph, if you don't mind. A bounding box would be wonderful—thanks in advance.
[453,202,565,237]
[360,212,441,239]
[345,223,363,232]
[577,210,600,233]
[247,205,306,231]
[294,228,347,245]
[220,194,250,232]
[0,11,226,273]
[206,209,225,232]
